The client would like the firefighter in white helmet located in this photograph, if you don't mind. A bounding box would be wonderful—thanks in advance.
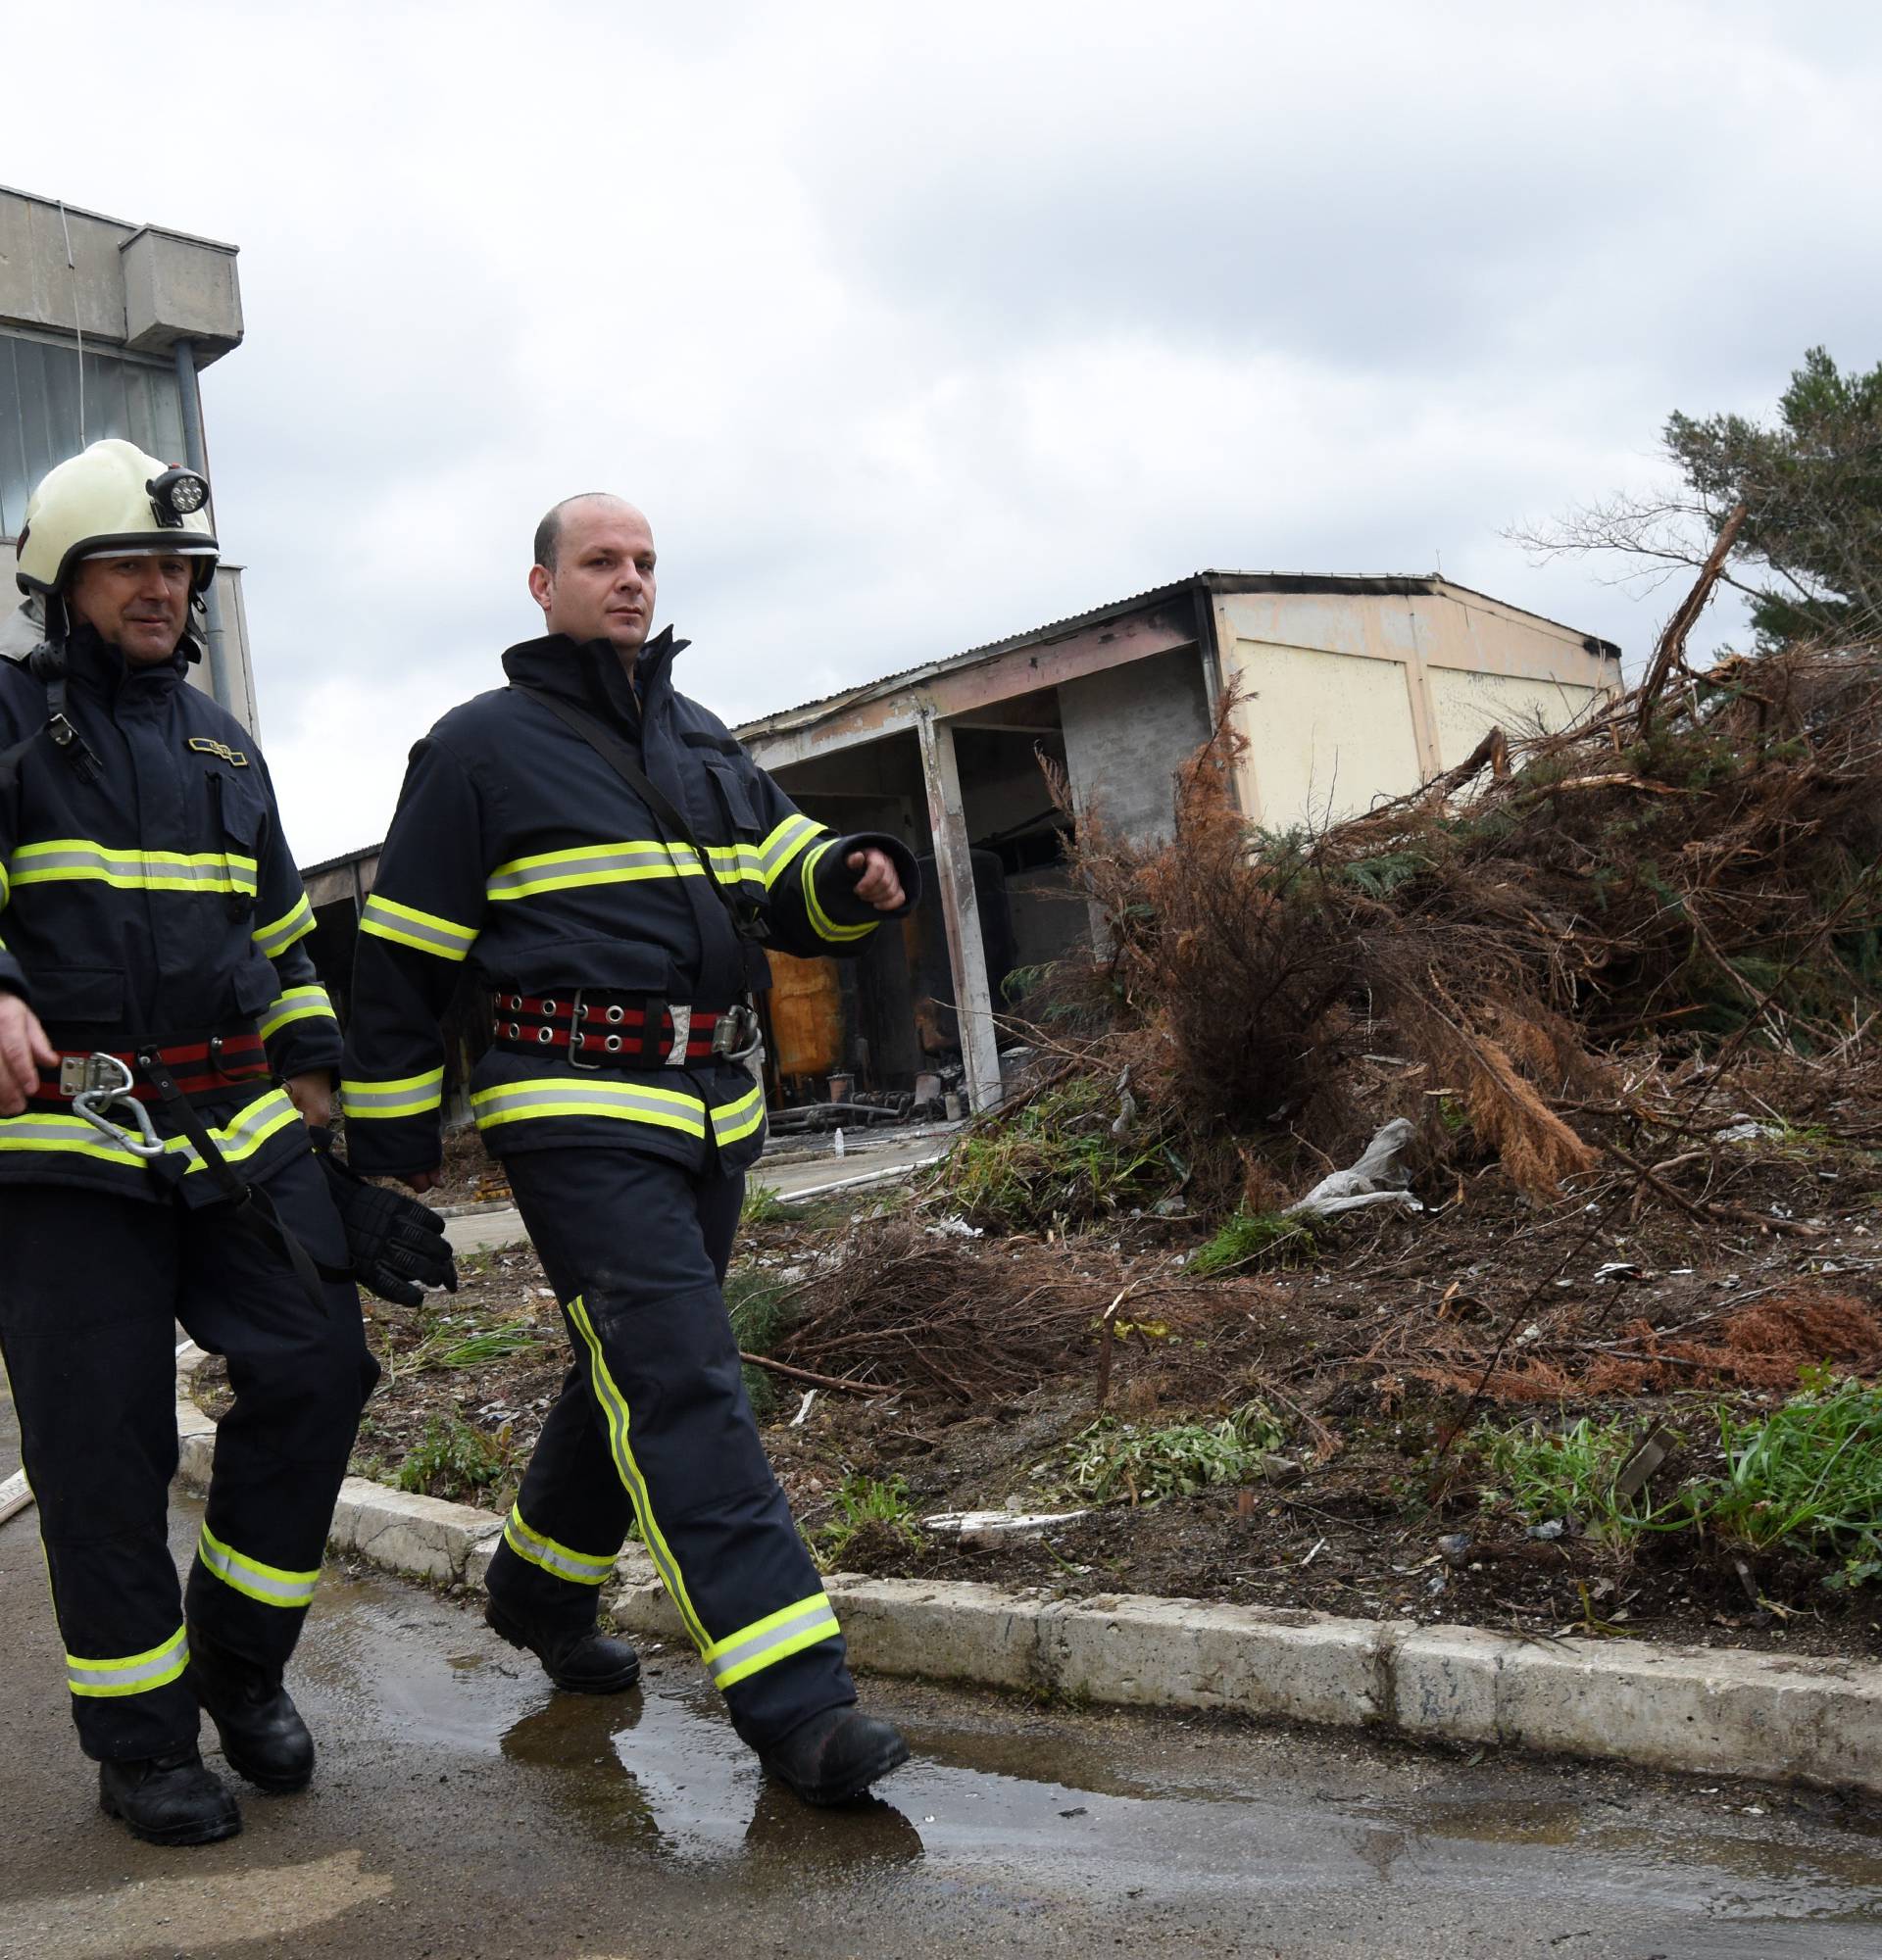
[0,440,449,1846]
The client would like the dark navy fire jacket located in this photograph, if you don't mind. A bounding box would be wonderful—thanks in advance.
[0,624,339,1201]
[340,628,916,1178]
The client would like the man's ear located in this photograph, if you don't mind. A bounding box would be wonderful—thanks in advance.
[527,564,553,613]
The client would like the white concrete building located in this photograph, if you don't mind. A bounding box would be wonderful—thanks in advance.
[0,183,258,728]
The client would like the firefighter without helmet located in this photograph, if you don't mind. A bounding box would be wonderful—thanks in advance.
[16,438,218,598]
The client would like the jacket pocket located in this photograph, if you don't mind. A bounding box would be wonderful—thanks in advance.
[698,759,766,900]
[703,759,760,834]
[210,770,264,917]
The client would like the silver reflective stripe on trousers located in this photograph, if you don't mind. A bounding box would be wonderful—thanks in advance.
[67,1624,190,1698]
[705,1597,843,1690]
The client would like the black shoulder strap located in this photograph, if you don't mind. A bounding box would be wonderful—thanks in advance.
[511,683,766,942]
[0,639,102,792]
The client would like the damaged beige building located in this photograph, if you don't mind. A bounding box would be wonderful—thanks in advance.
[737,571,1619,1115]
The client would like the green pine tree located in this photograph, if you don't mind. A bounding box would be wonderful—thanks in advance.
[1665,347,1882,648]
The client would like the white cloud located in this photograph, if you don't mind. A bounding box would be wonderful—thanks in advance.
[5,0,1875,858]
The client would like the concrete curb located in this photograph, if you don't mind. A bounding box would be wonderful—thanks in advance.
[172,1387,1882,1796]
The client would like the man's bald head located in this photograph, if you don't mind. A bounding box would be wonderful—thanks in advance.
[527,495,659,659]
[532,493,647,574]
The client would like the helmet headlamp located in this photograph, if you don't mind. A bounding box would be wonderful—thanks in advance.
[147,466,210,525]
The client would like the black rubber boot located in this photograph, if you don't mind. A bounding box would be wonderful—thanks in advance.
[98,1746,242,1846]
[186,1635,316,1793]
[486,1602,641,1693]
[759,1705,911,1807]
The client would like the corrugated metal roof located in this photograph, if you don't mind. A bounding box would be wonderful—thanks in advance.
[734,569,1617,739]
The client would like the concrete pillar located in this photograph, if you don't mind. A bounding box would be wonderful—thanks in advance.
[916,707,1004,1114]
[173,338,235,718]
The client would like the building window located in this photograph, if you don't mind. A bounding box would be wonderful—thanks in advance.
[1,331,187,538]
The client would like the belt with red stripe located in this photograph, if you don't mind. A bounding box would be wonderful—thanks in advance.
[30,1030,271,1108]
[491,991,725,1065]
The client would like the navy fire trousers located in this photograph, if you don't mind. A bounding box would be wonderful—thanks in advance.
[0,1152,377,1761]
[482,1147,854,1749]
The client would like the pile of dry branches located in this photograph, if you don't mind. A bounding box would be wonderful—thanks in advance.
[768,1222,1279,1404]
[1038,626,1882,1208]
[1361,1284,1882,1406]
[772,1224,1138,1400]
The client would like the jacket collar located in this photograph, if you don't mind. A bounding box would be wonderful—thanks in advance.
[62,620,191,698]
[501,626,688,725]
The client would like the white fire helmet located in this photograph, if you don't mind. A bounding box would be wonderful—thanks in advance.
[15,438,219,599]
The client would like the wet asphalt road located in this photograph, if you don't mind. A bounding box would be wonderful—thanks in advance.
[3,1498,1882,1959]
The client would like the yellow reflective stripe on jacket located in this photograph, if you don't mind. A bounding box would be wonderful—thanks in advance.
[503,1504,617,1586]
[67,1624,189,1698]
[254,894,316,956]
[702,842,766,890]
[486,839,703,902]
[341,1067,444,1120]
[197,1522,321,1609]
[712,1083,766,1149]
[258,982,337,1041]
[12,837,258,896]
[566,1294,713,1652]
[801,840,878,944]
[0,855,10,908]
[0,1086,300,1171]
[704,1592,842,1691]
[470,1076,709,1138]
[360,892,478,960]
[758,813,823,890]
[484,820,825,905]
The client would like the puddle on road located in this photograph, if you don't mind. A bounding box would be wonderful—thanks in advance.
[285,1550,1882,1948]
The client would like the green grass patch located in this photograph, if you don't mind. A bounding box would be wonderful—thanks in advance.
[1188,1208,1317,1277]
[741,1181,792,1225]
[941,1075,1181,1232]
[1471,1379,1882,1586]
[1474,1416,1694,1544]
[818,1473,923,1560]
[404,1315,546,1373]
[395,1415,515,1503]
[1709,1373,1882,1582]
[1065,1401,1283,1505]
[725,1268,795,1420]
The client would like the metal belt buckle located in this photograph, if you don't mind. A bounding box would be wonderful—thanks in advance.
[66,1052,166,1157]
[665,1004,693,1068]
[566,988,600,1071]
[711,1002,762,1065]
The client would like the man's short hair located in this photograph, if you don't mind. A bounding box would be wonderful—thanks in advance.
[533,493,616,572]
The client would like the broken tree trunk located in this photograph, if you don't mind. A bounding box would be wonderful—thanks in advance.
[1635,501,1749,733]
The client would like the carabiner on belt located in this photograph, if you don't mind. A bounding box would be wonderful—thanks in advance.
[63,1052,167,1158]
[711,1001,764,1066]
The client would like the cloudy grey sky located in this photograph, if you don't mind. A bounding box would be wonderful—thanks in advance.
[11,0,1880,859]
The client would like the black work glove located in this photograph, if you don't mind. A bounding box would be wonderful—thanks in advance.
[310,1128,459,1307]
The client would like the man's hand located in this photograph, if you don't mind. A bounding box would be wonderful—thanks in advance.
[285,1071,334,1130]
[847,848,906,911]
[0,993,57,1118]
[399,1168,440,1194]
